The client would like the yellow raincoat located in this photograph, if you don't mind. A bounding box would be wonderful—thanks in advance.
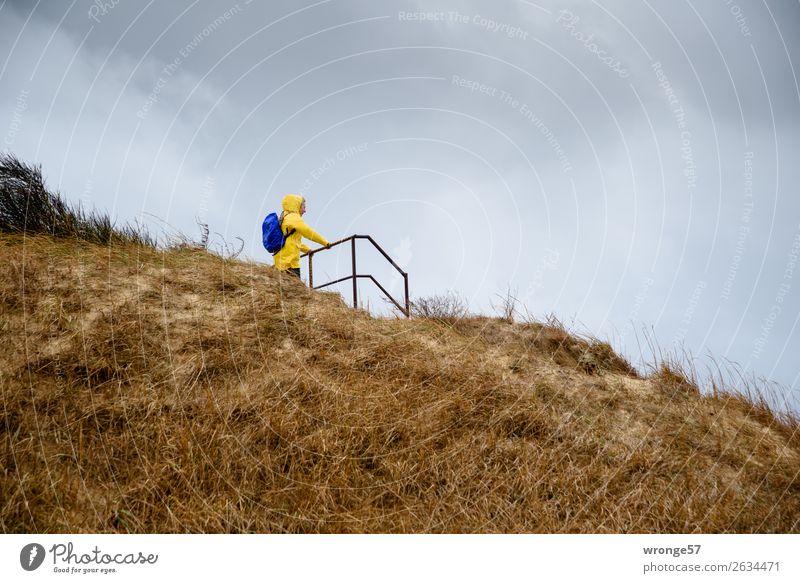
[273,194,329,270]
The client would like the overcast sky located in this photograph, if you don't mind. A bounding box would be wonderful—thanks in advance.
[2,0,799,410]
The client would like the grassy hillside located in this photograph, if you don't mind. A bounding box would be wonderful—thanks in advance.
[1,233,798,533]
[1,154,798,533]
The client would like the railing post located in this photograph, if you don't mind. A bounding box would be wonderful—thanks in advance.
[404,273,410,318]
[309,253,313,288]
[351,237,357,309]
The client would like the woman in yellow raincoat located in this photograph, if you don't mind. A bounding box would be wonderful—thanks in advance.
[273,194,329,279]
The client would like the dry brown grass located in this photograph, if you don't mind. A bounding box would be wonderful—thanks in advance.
[1,233,798,533]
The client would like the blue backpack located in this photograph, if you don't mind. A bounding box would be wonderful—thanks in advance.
[262,213,295,255]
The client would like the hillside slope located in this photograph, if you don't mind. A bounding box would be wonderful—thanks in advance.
[1,234,798,533]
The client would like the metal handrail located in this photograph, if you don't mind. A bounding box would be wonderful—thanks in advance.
[301,235,410,317]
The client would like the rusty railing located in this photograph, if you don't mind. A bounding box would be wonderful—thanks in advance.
[301,235,410,317]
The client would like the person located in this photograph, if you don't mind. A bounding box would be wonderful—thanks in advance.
[273,194,329,279]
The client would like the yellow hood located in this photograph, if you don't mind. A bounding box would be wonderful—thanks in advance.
[282,194,304,214]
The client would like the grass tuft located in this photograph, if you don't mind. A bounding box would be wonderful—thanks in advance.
[0,153,156,247]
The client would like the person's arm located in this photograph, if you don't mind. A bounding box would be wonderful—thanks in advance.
[299,242,311,253]
[293,217,329,247]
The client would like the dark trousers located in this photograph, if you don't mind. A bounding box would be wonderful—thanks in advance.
[287,267,301,279]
